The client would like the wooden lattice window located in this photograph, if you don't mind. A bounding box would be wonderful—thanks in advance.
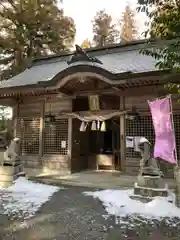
[126,113,180,160]
[17,118,40,154]
[173,114,180,160]
[43,118,68,155]
[125,113,180,177]
[125,115,155,158]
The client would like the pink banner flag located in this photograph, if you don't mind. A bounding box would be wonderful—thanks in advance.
[148,96,177,164]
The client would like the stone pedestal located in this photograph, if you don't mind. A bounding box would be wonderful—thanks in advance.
[0,161,24,188]
[132,175,169,202]
[174,166,180,207]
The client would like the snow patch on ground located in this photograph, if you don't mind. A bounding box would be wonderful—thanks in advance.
[84,189,180,227]
[0,177,60,219]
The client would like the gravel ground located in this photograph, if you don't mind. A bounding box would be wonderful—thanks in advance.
[0,185,179,240]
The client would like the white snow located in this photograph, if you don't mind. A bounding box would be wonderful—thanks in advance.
[0,177,60,219]
[84,189,180,226]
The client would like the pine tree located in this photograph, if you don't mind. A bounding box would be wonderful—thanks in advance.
[0,0,76,79]
[120,5,138,42]
[92,10,119,47]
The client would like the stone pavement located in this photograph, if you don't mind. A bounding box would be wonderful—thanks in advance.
[0,185,179,240]
[26,169,176,190]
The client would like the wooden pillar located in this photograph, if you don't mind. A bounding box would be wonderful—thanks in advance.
[39,101,44,162]
[68,116,72,173]
[120,95,126,171]
[13,102,19,138]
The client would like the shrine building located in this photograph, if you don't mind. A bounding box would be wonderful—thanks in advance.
[0,39,179,178]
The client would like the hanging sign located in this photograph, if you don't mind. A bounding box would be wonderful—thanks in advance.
[88,95,100,111]
[61,141,66,149]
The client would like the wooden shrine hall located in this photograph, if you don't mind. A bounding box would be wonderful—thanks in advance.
[0,39,180,178]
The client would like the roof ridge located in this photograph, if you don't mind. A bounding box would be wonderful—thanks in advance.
[32,39,154,65]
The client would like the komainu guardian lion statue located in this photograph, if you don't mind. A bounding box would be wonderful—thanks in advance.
[4,137,20,164]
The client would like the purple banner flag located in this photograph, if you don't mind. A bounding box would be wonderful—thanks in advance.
[148,97,177,164]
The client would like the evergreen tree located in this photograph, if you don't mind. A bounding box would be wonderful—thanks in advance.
[120,5,138,42]
[92,10,119,47]
[137,0,180,76]
[137,0,180,207]
[0,0,76,79]
[0,106,11,131]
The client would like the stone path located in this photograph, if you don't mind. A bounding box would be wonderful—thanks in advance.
[0,185,179,240]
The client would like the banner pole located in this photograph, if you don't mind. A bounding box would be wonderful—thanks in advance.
[169,95,178,165]
[169,96,180,207]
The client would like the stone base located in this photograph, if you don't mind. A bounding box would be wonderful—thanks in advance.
[0,163,24,188]
[173,166,180,207]
[130,191,172,203]
[134,183,168,198]
[133,175,169,201]
[137,175,166,189]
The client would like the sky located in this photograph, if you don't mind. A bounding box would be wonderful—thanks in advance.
[62,0,147,45]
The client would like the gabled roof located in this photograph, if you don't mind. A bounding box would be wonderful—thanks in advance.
[0,39,158,89]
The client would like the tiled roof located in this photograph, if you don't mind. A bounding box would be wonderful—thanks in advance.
[0,42,157,89]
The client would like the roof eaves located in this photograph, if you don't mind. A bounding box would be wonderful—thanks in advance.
[0,69,175,94]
